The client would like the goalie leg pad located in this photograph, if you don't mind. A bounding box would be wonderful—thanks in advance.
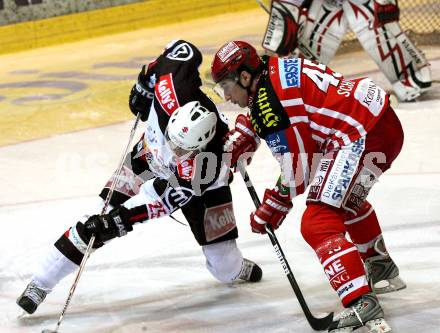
[263,0,302,55]
[345,0,432,101]
[299,0,348,64]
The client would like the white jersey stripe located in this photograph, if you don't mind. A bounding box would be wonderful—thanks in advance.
[334,130,352,146]
[304,104,367,137]
[289,116,309,124]
[309,121,346,149]
[310,121,332,135]
[281,98,304,107]
[311,134,325,143]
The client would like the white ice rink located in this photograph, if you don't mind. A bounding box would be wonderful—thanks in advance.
[1,56,440,332]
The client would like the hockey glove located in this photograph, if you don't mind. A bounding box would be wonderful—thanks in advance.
[373,0,400,28]
[84,206,133,244]
[250,188,292,234]
[129,65,154,121]
[223,114,260,170]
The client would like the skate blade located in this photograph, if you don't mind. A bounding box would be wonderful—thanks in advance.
[366,318,392,333]
[373,276,407,295]
[16,308,35,320]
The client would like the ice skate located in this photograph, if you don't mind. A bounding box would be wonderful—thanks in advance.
[365,237,406,295]
[16,280,49,314]
[237,258,263,282]
[366,254,406,295]
[328,292,392,333]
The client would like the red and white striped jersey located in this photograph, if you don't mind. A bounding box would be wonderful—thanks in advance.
[268,56,388,151]
[249,56,389,198]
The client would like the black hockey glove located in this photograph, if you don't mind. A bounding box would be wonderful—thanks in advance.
[129,65,154,121]
[84,206,133,244]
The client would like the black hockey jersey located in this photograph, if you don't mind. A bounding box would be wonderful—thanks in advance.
[110,40,231,223]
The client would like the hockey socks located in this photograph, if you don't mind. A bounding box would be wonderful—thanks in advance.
[315,234,370,306]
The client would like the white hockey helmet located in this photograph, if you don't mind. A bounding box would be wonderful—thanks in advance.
[166,101,217,155]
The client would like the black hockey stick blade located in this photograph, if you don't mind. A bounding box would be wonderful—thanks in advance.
[308,312,334,331]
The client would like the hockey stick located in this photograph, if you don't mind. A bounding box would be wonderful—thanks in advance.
[42,113,142,333]
[238,163,333,331]
[256,0,319,61]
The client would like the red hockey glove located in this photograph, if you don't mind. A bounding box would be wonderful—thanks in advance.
[373,0,400,28]
[250,189,293,234]
[223,114,260,170]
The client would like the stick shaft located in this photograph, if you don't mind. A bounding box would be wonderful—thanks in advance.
[238,163,333,330]
[51,114,141,332]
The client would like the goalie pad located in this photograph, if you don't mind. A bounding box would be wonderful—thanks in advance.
[307,137,378,215]
[298,0,348,64]
[262,0,303,56]
[344,0,432,101]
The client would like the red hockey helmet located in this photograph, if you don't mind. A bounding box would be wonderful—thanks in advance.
[211,41,262,83]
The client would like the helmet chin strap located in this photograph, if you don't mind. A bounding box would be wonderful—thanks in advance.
[237,72,260,107]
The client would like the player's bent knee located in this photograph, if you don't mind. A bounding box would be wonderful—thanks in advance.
[301,206,323,248]
[301,204,346,249]
[202,239,243,282]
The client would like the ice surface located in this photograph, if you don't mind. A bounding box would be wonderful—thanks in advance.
[1,47,439,333]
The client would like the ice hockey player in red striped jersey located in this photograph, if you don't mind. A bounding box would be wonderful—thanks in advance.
[211,40,406,332]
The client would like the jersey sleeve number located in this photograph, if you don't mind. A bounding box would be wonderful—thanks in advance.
[302,59,341,93]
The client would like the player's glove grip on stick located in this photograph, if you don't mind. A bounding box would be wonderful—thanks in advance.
[84,207,133,244]
[129,65,154,121]
[250,189,292,234]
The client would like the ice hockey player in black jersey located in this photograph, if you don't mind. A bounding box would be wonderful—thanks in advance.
[17,40,262,315]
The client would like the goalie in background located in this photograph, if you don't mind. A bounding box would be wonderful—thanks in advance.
[261,0,432,102]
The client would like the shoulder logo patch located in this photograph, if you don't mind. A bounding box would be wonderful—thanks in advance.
[166,42,194,61]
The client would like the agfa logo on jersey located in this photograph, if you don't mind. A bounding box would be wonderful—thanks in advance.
[279,58,301,89]
[155,73,180,116]
[166,42,194,61]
